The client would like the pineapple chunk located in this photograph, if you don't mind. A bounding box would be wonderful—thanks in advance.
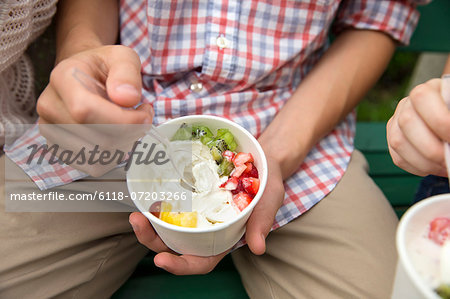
[159,202,198,228]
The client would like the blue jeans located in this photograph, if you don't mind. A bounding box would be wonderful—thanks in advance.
[414,175,450,203]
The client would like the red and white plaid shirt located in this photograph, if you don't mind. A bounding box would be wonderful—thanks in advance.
[6,0,424,232]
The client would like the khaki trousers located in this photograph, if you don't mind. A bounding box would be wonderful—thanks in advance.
[232,150,399,298]
[0,150,398,299]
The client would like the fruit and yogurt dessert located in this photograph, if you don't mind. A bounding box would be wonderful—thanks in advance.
[155,123,260,228]
[409,216,450,298]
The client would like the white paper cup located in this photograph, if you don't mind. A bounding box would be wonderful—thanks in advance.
[392,194,450,299]
[126,115,268,256]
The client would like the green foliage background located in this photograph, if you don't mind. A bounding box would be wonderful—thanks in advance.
[357,52,419,121]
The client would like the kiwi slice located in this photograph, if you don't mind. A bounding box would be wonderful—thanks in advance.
[218,159,234,177]
[436,284,450,299]
[210,146,223,164]
[228,140,237,151]
[192,125,213,139]
[200,135,213,145]
[207,139,228,152]
[171,123,192,141]
[216,129,237,151]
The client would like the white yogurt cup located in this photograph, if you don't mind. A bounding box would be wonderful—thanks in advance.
[392,194,450,299]
[126,115,268,256]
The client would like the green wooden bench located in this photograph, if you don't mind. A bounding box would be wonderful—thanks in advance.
[355,122,422,218]
[113,1,450,298]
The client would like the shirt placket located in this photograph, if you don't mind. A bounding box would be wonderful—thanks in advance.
[201,0,240,84]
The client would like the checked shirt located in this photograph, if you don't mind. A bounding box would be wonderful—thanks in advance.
[6,0,424,232]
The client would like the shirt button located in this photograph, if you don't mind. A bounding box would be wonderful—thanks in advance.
[216,36,228,49]
[190,82,203,92]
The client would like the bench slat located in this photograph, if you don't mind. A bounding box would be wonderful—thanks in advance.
[355,122,422,213]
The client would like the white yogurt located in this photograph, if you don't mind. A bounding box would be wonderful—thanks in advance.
[190,141,238,227]
[408,219,450,292]
[144,140,239,228]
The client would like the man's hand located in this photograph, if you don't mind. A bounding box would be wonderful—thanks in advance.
[36,45,153,176]
[387,78,450,177]
[129,212,227,275]
[37,45,151,125]
[244,154,285,255]
[129,143,287,274]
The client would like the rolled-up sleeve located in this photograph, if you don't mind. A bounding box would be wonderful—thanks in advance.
[333,0,432,45]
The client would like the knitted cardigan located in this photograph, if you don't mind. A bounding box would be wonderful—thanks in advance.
[0,0,57,145]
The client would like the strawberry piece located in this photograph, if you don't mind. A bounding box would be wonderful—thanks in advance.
[243,162,259,178]
[429,217,450,245]
[242,177,260,196]
[247,165,259,178]
[220,176,238,190]
[233,152,254,166]
[231,164,247,178]
[232,192,252,211]
[231,179,245,195]
[244,163,253,174]
[222,150,235,162]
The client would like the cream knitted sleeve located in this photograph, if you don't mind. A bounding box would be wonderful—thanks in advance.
[0,0,57,145]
